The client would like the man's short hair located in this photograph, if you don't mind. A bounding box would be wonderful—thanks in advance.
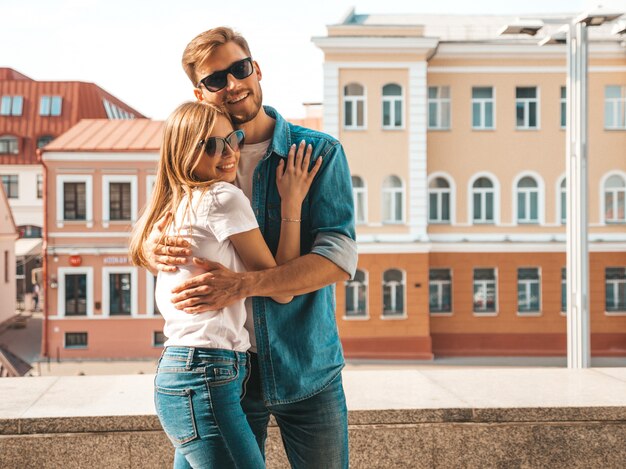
[182,27,252,87]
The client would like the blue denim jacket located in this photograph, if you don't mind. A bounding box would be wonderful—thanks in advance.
[250,106,357,405]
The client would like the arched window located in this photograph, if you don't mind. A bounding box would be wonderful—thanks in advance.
[517,176,539,223]
[37,135,55,149]
[343,83,366,129]
[472,177,494,223]
[604,175,626,223]
[0,135,18,154]
[352,176,367,224]
[382,175,404,224]
[383,269,405,317]
[345,269,367,317]
[382,83,403,129]
[429,177,451,223]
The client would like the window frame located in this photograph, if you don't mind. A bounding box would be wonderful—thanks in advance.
[56,267,94,318]
[472,267,498,316]
[40,95,63,117]
[343,83,367,130]
[517,267,542,316]
[471,86,495,130]
[604,85,626,130]
[0,95,23,116]
[351,175,368,225]
[605,267,626,315]
[382,175,405,225]
[102,266,138,317]
[560,86,567,129]
[428,86,451,130]
[0,135,19,155]
[515,86,540,130]
[344,269,369,320]
[514,174,543,225]
[64,332,88,349]
[600,172,626,225]
[146,271,159,317]
[381,268,407,319]
[56,174,93,228]
[429,268,453,316]
[428,174,453,224]
[381,83,404,130]
[469,174,499,225]
[1,174,19,199]
[102,175,138,227]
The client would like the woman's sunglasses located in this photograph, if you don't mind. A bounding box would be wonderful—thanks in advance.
[197,57,254,93]
[199,130,245,158]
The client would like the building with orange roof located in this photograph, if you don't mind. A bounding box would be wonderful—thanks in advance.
[0,183,17,326]
[0,68,145,305]
[41,119,164,359]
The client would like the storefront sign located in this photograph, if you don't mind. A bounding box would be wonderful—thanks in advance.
[103,256,129,265]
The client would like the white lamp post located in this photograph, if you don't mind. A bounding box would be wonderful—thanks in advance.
[501,10,623,368]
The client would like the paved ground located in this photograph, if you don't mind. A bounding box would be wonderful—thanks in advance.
[1,311,624,376]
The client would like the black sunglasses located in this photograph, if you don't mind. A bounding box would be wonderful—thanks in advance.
[199,130,245,157]
[197,57,254,92]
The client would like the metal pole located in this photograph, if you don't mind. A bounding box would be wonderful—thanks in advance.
[566,21,591,368]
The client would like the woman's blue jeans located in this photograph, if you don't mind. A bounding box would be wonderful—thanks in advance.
[154,346,264,469]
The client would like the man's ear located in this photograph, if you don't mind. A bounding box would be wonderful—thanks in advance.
[253,61,262,81]
[194,88,204,102]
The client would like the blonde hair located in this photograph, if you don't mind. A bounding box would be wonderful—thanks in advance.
[182,26,252,86]
[129,101,228,268]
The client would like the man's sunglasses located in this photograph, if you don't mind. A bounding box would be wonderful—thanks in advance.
[199,130,245,157]
[197,57,254,92]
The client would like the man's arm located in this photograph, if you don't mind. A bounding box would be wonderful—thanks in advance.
[171,253,348,313]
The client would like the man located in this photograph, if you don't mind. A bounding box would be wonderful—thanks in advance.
[147,27,356,468]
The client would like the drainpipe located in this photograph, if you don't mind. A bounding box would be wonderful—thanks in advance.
[38,148,49,359]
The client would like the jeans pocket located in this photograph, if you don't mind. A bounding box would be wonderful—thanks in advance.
[154,385,198,445]
[206,362,239,387]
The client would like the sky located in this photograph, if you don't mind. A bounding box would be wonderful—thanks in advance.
[2,0,620,120]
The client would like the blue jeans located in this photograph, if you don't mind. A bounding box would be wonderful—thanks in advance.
[155,347,264,469]
[242,352,349,468]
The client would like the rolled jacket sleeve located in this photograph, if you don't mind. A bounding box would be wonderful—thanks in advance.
[308,141,358,278]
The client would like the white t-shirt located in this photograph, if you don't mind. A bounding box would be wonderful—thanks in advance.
[155,182,259,351]
[235,139,271,352]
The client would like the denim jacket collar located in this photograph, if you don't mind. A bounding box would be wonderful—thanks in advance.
[263,106,291,159]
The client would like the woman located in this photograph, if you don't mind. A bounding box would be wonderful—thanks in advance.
[129,101,320,468]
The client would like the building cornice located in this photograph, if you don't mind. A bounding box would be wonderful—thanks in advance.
[312,36,439,55]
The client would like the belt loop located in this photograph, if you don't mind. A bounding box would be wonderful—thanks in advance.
[186,347,194,370]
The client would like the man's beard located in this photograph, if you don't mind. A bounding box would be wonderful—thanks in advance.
[229,87,263,125]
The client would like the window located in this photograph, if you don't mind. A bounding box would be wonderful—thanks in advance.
[382,175,404,224]
[18,225,42,238]
[58,267,93,317]
[559,178,567,224]
[0,136,18,154]
[63,182,86,220]
[64,274,88,316]
[560,86,567,128]
[37,135,55,149]
[604,175,626,223]
[472,177,494,224]
[40,96,62,116]
[428,86,450,129]
[382,83,403,129]
[0,96,23,116]
[153,331,167,347]
[64,332,88,349]
[343,83,366,129]
[428,177,450,223]
[518,268,541,314]
[429,269,452,314]
[516,87,538,129]
[103,176,137,225]
[345,269,367,318]
[606,268,626,313]
[473,268,496,313]
[352,176,367,224]
[517,176,539,224]
[103,99,135,120]
[36,174,43,199]
[1,174,18,199]
[383,269,405,317]
[605,85,626,129]
[472,87,494,129]
[103,267,137,316]
[56,175,92,226]
[561,268,567,313]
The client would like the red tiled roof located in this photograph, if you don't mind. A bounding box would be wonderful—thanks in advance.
[44,119,163,152]
[0,71,147,164]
